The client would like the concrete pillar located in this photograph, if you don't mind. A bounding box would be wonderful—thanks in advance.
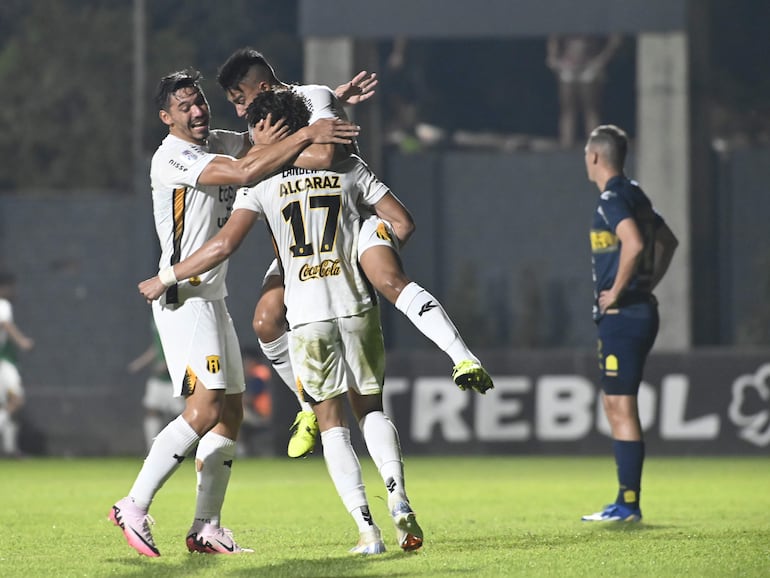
[302,37,384,174]
[303,37,355,97]
[636,32,691,350]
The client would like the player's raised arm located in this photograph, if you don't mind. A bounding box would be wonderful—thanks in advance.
[138,208,260,301]
[198,116,359,186]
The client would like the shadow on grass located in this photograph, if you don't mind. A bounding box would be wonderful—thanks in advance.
[104,549,454,578]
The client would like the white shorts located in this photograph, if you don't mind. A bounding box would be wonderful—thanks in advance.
[260,215,400,285]
[143,376,186,414]
[152,299,245,397]
[0,360,23,404]
[289,307,385,403]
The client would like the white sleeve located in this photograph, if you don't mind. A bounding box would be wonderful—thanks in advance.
[0,300,12,324]
[232,184,265,217]
[353,159,390,206]
[154,143,220,189]
[296,84,344,123]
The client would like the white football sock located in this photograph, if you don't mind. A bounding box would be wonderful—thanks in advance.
[320,427,372,532]
[1,415,18,454]
[395,282,479,365]
[193,431,236,527]
[360,411,407,506]
[129,415,200,510]
[259,334,313,412]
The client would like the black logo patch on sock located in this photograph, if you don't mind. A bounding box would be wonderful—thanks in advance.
[418,301,437,316]
[223,459,233,468]
[173,453,185,464]
[386,477,397,494]
[361,506,373,526]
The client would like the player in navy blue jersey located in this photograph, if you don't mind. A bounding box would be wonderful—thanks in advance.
[580,125,678,522]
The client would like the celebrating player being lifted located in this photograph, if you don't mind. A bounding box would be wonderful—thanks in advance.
[215,48,494,459]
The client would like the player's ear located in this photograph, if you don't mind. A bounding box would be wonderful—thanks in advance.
[159,109,172,127]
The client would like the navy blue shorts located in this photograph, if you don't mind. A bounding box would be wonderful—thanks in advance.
[595,301,659,395]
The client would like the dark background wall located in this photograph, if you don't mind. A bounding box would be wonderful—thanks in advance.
[2,147,767,455]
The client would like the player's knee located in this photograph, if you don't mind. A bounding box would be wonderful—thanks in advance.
[252,310,286,342]
[184,401,223,435]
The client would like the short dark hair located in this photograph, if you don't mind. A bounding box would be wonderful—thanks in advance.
[246,90,311,134]
[217,48,278,92]
[588,124,628,170]
[154,68,204,111]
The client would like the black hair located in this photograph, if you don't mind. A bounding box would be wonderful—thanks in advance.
[588,124,628,170]
[217,47,278,92]
[154,68,204,111]
[246,90,311,134]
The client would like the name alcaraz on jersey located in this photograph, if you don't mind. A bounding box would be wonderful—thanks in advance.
[280,175,340,197]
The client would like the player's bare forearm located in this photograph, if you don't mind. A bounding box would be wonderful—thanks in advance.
[198,119,357,187]
[5,323,33,351]
[600,218,643,312]
[138,210,259,302]
[294,143,335,170]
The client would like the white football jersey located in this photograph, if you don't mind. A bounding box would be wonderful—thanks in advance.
[290,84,359,156]
[232,156,389,327]
[149,130,245,304]
[0,299,12,352]
[290,84,346,123]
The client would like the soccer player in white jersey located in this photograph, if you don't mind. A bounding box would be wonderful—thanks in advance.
[109,69,359,558]
[216,48,494,460]
[0,271,34,458]
[138,89,494,554]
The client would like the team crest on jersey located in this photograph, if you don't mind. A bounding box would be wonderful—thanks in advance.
[206,355,221,374]
[600,190,617,201]
[189,276,201,286]
[590,230,618,251]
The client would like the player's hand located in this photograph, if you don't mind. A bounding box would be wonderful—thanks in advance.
[305,118,360,144]
[598,289,619,313]
[335,71,378,105]
[138,277,167,303]
[250,113,290,145]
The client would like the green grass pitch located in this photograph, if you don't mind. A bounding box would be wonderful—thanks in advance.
[1,456,768,577]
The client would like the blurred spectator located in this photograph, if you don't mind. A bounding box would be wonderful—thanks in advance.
[127,321,184,451]
[381,37,446,150]
[0,271,34,458]
[547,34,622,148]
[240,346,273,456]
